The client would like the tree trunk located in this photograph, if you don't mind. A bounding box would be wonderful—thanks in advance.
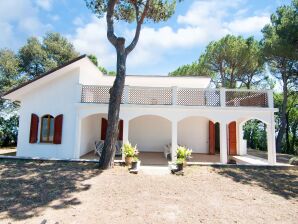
[291,122,297,155]
[276,74,288,153]
[286,112,290,153]
[99,38,127,169]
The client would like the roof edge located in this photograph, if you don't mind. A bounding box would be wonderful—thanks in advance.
[2,54,87,98]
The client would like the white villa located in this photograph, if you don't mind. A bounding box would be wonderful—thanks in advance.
[2,55,277,165]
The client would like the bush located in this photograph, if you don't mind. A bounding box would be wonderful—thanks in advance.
[176,146,192,160]
[122,142,138,158]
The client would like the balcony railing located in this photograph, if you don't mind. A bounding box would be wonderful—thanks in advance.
[81,85,272,108]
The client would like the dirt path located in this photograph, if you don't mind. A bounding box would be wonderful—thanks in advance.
[0,160,297,224]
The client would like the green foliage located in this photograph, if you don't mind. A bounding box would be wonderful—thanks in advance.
[85,0,178,23]
[262,0,298,152]
[19,37,48,80]
[98,66,108,74]
[43,32,79,67]
[170,35,265,89]
[169,59,214,77]
[122,142,138,157]
[0,49,22,118]
[88,54,116,75]
[261,0,298,86]
[0,49,21,95]
[176,157,185,164]
[274,92,298,154]
[243,120,267,151]
[88,54,98,66]
[0,114,19,147]
[176,146,192,160]
[19,32,79,79]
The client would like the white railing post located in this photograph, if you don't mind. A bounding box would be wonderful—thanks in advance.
[172,86,178,105]
[123,85,129,104]
[268,89,274,108]
[220,88,226,107]
[77,84,83,103]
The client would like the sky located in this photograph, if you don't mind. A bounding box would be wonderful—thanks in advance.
[0,0,292,75]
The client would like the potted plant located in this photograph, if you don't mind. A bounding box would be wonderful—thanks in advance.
[176,158,185,171]
[176,146,192,166]
[122,142,138,166]
[131,156,141,170]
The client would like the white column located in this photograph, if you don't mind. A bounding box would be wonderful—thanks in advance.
[172,86,178,105]
[237,122,245,155]
[268,90,274,108]
[122,119,129,161]
[220,88,226,107]
[267,114,276,165]
[220,121,228,164]
[171,119,178,162]
[74,114,82,159]
[123,85,129,104]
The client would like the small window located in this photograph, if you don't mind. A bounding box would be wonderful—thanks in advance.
[40,115,54,143]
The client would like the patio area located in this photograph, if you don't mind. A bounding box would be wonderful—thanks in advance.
[79,150,293,166]
[80,151,221,165]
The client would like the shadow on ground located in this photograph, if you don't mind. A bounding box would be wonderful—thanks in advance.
[0,159,102,221]
[213,166,298,199]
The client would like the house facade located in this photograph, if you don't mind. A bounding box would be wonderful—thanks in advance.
[3,55,277,164]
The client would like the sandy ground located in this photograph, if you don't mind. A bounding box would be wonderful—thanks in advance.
[0,160,297,224]
[0,147,16,156]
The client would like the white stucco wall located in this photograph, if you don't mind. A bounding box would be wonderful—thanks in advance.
[16,68,80,159]
[178,117,209,153]
[79,114,101,156]
[129,115,171,152]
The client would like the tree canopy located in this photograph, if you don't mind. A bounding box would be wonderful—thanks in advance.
[261,0,298,152]
[19,32,79,80]
[170,35,265,89]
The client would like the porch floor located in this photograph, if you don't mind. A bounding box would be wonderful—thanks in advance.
[80,151,290,166]
[80,151,220,165]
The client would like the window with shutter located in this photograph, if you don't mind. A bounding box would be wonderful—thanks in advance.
[40,115,54,143]
[209,121,215,155]
[29,113,39,143]
[53,114,63,144]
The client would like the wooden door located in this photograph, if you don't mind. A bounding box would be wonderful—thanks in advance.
[209,121,215,155]
[101,118,108,140]
[101,118,123,140]
[228,121,237,155]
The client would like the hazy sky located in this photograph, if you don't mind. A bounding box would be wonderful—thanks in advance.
[0,0,292,75]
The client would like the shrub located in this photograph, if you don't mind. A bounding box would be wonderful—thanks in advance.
[176,146,192,160]
[176,158,185,165]
[122,142,138,158]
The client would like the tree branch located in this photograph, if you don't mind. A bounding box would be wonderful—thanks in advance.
[106,0,118,47]
[125,0,150,55]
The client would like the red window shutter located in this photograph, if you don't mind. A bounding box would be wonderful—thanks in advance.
[101,118,107,140]
[53,114,63,144]
[118,120,123,140]
[29,114,39,143]
[228,121,237,155]
[209,120,215,155]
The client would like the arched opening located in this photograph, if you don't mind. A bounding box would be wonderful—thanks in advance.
[79,113,123,159]
[129,115,171,165]
[242,119,268,161]
[178,116,220,163]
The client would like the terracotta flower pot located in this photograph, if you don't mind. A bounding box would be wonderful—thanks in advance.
[125,157,133,166]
